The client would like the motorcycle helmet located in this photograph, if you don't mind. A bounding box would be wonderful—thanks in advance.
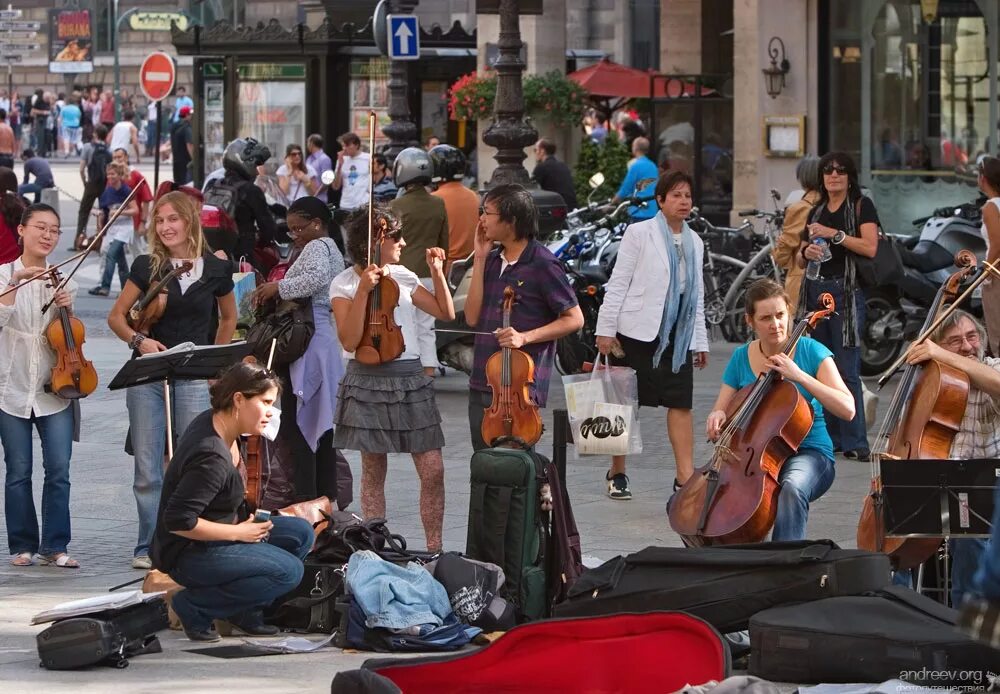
[393,147,433,188]
[429,144,467,183]
[223,137,272,180]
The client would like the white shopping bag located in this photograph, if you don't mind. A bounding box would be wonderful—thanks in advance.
[564,355,642,457]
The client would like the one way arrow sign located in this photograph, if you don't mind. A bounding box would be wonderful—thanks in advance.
[387,14,419,60]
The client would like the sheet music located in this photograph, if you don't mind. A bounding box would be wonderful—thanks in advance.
[31,590,166,625]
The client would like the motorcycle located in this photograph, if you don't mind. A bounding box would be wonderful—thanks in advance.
[861,198,986,376]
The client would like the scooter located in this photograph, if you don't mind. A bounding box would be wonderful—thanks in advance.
[861,198,986,376]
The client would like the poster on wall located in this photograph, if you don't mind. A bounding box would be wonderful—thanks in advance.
[48,9,93,74]
[349,58,390,150]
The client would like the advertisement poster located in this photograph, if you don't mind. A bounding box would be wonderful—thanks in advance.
[49,9,93,74]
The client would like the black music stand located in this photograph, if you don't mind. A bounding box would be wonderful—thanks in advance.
[109,341,252,458]
[881,458,998,604]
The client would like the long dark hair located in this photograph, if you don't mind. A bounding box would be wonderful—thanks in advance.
[815,151,863,209]
[0,167,24,231]
[209,362,281,412]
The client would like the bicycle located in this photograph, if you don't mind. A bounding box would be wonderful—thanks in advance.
[687,208,751,341]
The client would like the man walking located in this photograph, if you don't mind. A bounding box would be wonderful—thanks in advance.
[171,87,193,124]
[88,162,138,296]
[0,109,14,169]
[74,124,112,250]
[306,133,333,203]
[531,138,577,210]
[331,131,370,255]
[171,106,194,184]
[108,110,141,165]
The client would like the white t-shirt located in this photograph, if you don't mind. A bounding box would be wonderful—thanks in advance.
[329,264,421,361]
[982,197,1000,256]
[276,163,320,202]
[109,121,132,153]
[338,152,371,210]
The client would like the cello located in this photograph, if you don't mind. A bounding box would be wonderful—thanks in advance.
[44,268,98,399]
[856,250,978,569]
[481,286,544,449]
[354,110,405,365]
[668,293,836,546]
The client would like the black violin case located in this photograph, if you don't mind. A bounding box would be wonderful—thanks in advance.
[552,540,891,633]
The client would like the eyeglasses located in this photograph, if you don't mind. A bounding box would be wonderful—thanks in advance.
[287,221,318,235]
[479,208,500,217]
[25,223,62,238]
[289,151,302,156]
[823,165,848,176]
[944,332,980,350]
[385,229,403,242]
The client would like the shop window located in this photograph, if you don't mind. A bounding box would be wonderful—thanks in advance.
[236,64,307,169]
[349,58,391,150]
[189,0,246,27]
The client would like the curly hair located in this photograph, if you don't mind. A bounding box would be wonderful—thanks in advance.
[147,191,205,278]
[344,203,400,266]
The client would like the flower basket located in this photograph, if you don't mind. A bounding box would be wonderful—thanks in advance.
[448,70,590,129]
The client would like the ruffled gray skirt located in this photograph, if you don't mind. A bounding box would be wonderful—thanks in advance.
[333,358,445,454]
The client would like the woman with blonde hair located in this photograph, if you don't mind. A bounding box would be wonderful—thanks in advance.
[108,190,237,569]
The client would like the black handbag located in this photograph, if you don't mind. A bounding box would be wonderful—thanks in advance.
[245,297,314,365]
[846,199,905,289]
[265,560,344,633]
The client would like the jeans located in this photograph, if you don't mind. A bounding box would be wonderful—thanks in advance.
[17,182,43,203]
[99,240,129,291]
[771,448,836,541]
[949,538,988,607]
[804,278,869,452]
[127,380,209,557]
[169,516,312,632]
[0,406,74,555]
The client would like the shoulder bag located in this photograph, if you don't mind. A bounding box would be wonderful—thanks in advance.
[848,198,905,290]
[245,297,314,365]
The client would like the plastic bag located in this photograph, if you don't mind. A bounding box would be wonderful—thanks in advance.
[563,355,642,456]
[232,267,257,329]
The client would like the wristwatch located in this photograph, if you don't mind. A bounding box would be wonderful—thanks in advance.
[831,230,847,245]
[128,332,146,350]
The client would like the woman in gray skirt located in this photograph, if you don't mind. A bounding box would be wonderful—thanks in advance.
[329,204,455,551]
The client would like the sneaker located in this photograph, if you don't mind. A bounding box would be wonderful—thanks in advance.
[219,617,280,637]
[844,449,872,462]
[606,471,632,500]
[88,286,109,296]
[183,624,222,643]
[131,555,152,570]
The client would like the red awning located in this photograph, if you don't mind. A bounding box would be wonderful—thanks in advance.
[568,58,717,99]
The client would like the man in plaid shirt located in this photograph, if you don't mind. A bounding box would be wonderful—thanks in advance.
[905,311,1000,626]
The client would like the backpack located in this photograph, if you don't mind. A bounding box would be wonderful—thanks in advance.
[203,178,242,222]
[87,143,111,188]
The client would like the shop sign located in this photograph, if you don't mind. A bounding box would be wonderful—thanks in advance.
[203,61,224,78]
[236,63,306,81]
[128,12,190,32]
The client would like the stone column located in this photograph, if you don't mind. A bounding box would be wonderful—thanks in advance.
[660,0,702,73]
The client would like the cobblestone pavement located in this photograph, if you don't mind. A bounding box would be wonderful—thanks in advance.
[0,164,887,691]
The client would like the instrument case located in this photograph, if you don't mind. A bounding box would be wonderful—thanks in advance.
[749,585,1000,683]
[36,598,169,670]
[331,611,730,694]
[552,540,891,632]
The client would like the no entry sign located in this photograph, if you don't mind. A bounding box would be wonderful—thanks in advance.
[139,51,176,102]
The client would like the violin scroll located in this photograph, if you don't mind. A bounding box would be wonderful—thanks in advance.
[806,292,836,330]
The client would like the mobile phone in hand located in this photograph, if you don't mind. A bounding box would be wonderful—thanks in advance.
[253,509,271,523]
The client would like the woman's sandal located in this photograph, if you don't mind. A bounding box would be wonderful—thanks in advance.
[36,553,80,569]
[10,552,34,566]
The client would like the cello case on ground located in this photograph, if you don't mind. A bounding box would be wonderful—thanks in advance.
[331,611,730,694]
[552,540,890,633]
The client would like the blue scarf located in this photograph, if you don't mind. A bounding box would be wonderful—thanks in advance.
[653,213,698,372]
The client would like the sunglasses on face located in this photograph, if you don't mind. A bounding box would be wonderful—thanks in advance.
[823,164,848,176]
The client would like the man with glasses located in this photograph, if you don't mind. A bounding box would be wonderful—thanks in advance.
[464,183,584,450]
[903,309,1000,607]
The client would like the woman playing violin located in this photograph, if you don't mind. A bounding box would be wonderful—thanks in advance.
[706,279,854,541]
[0,203,80,568]
[107,191,237,569]
[329,204,454,551]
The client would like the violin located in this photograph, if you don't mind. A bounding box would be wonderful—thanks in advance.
[354,111,404,365]
[243,434,263,512]
[44,268,98,399]
[856,250,977,569]
[668,293,836,546]
[126,261,193,335]
[481,286,544,449]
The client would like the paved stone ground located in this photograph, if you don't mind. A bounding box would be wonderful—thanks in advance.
[0,164,887,691]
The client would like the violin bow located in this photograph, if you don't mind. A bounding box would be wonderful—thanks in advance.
[877,256,1000,387]
[366,110,376,268]
[0,248,89,299]
[39,184,143,314]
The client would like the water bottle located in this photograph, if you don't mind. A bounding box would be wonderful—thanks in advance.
[805,238,831,281]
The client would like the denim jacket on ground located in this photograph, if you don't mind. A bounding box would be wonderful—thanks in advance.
[346,550,452,630]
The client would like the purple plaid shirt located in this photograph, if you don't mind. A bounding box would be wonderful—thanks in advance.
[469,240,578,406]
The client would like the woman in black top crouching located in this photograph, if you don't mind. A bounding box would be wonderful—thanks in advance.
[150,362,312,642]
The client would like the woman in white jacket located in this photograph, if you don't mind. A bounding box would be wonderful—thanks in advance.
[595,170,709,500]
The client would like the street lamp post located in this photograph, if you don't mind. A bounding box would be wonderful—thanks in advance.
[113,0,120,122]
[380,0,420,165]
[481,0,537,186]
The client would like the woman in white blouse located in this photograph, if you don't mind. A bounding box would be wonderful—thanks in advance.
[0,203,80,568]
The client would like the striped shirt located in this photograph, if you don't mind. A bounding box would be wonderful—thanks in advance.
[949,357,1000,459]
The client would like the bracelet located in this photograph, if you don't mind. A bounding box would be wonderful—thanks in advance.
[128,332,146,350]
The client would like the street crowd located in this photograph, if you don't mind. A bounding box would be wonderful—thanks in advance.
[3,93,1000,649]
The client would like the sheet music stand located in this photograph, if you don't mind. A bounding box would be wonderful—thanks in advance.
[108,342,252,458]
[881,458,998,604]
